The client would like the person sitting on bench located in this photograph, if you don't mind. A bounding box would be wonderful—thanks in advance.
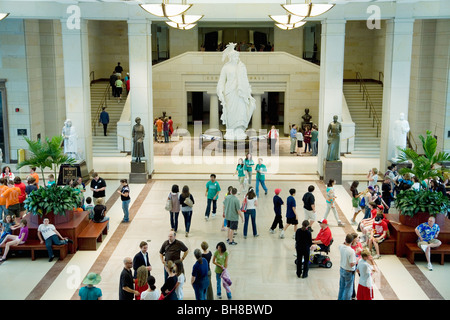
[0,218,28,262]
[415,216,441,271]
[368,214,388,259]
[37,217,73,262]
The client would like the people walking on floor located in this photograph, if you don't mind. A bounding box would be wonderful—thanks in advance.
[244,153,254,186]
[223,187,243,245]
[110,71,118,97]
[323,179,344,226]
[175,259,185,300]
[191,249,210,300]
[280,188,298,239]
[79,273,103,300]
[269,188,284,234]
[267,125,279,153]
[212,241,232,300]
[201,241,214,300]
[118,179,130,223]
[350,181,365,225]
[168,184,180,232]
[302,185,316,232]
[356,249,376,300]
[255,158,268,197]
[205,174,221,220]
[159,231,189,281]
[179,185,194,237]
[115,77,123,102]
[234,158,246,195]
[242,187,259,239]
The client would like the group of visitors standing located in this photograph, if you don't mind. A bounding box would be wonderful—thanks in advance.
[109,62,130,102]
[289,124,318,156]
[154,116,174,143]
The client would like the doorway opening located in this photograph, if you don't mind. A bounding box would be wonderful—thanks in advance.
[260,92,284,130]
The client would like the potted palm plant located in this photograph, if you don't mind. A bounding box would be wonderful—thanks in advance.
[395,130,450,227]
[18,135,80,225]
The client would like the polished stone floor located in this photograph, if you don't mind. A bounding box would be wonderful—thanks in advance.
[0,138,448,301]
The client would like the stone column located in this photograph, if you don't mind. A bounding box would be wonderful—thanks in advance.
[317,20,346,178]
[208,91,219,130]
[252,92,262,131]
[128,19,154,176]
[379,19,414,171]
[60,18,92,172]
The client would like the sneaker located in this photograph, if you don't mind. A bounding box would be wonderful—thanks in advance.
[217,295,222,300]
[428,263,433,271]
[243,236,247,239]
[280,231,285,239]
[205,216,209,221]
[229,241,238,245]
[269,229,275,234]
[338,221,345,227]
[254,234,259,238]
[373,254,381,259]
[212,213,216,218]
[48,256,55,262]
[185,232,189,237]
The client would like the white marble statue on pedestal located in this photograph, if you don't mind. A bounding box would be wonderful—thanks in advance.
[62,119,78,160]
[392,112,410,161]
[217,43,256,140]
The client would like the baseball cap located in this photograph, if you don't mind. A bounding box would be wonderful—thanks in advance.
[274,188,281,195]
[318,219,328,224]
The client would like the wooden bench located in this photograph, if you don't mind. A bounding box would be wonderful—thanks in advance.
[0,239,68,261]
[379,237,396,255]
[405,243,450,265]
[77,220,108,250]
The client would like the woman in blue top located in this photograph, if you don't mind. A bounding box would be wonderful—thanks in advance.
[234,158,246,194]
[244,153,254,186]
[191,249,210,300]
[323,179,343,226]
[79,273,103,300]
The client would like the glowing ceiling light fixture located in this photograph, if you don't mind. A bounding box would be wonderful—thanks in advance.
[275,21,307,30]
[282,0,335,18]
[168,13,203,25]
[165,21,197,30]
[0,13,10,21]
[269,14,305,25]
[140,0,192,18]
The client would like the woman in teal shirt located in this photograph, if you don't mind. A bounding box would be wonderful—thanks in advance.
[255,158,268,197]
[244,153,254,186]
[234,158,246,194]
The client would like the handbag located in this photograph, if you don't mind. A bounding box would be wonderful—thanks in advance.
[359,197,366,208]
[165,195,173,211]
[240,197,247,213]
[158,286,176,300]
[184,196,194,208]
[352,196,359,208]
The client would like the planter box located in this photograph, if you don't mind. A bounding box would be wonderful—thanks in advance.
[399,211,446,228]
[30,210,75,226]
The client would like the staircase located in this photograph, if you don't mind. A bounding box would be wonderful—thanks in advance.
[90,81,127,157]
[343,81,383,158]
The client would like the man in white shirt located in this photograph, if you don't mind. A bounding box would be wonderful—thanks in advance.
[37,218,73,262]
[338,234,356,300]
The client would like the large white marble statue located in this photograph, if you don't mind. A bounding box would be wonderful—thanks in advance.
[217,43,256,140]
[392,112,410,161]
[62,119,78,160]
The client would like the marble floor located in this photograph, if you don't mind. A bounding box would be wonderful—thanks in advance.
[0,139,449,302]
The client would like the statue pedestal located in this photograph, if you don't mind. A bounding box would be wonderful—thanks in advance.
[129,161,149,184]
[222,139,251,150]
[57,160,90,186]
[323,160,342,185]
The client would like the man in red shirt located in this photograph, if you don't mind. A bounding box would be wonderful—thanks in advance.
[369,214,388,259]
[310,219,333,253]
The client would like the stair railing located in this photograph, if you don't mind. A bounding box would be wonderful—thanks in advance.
[355,72,382,137]
[92,83,111,136]
[378,71,384,87]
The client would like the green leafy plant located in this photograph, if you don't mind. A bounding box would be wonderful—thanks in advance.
[395,188,449,218]
[17,135,75,185]
[396,130,450,186]
[23,184,82,217]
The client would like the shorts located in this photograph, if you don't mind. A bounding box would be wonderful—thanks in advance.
[373,234,386,243]
[228,220,238,230]
[238,176,245,184]
[7,203,20,218]
[297,140,303,148]
[418,239,441,247]
[157,131,163,137]
[353,205,361,213]
[19,203,25,212]
[303,209,316,221]
[286,217,298,225]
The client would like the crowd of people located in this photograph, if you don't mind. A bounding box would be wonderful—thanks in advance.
[1,154,447,300]
[153,116,175,143]
[289,123,319,156]
[109,62,130,102]
[202,41,274,53]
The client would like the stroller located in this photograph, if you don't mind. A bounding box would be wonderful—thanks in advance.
[295,239,334,269]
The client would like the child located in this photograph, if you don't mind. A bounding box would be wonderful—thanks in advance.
[280,188,297,239]
[269,188,284,234]
[369,214,388,259]
[0,214,14,243]
[175,259,185,300]
[85,197,95,220]
[29,167,40,188]
[47,174,56,187]
[356,249,376,300]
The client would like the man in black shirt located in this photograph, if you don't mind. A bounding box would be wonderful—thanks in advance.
[119,257,139,300]
[159,231,189,280]
[302,185,316,232]
[90,172,106,203]
[115,62,123,75]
